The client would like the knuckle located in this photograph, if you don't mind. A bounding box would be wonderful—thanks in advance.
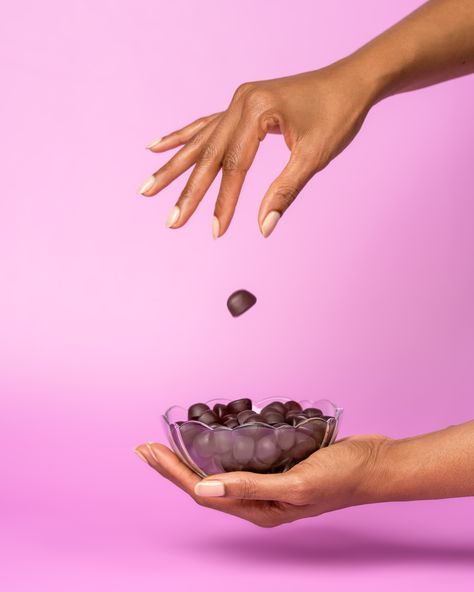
[243,88,273,113]
[273,184,299,209]
[187,132,206,148]
[222,145,246,173]
[238,478,258,499]
[232,82,256,102]
[199,142,219,165]
[287,475,309,505]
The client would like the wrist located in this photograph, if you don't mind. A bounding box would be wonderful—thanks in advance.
[352,435,402,505]
[343,25,422,104]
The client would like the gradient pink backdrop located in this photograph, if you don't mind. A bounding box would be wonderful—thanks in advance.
[1,1,473,590]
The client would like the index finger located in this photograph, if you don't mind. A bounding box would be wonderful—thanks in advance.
[136,443,249,516]
[146,113,222,152]
[136,443,308,527]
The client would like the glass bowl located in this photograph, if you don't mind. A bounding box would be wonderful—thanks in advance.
[161,397,343,478]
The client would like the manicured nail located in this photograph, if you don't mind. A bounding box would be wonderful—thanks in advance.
[134,448,149,464]
[212,216,220,240]
[261,211,281,238]
[146,442,160,463]
[195,480,225,497]
[146,138,163,150]
[138,175,156,195]
[166,206,181,228]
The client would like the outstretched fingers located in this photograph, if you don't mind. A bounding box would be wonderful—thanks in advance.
[164,115,236,229]
[212,119,260,238]
[146,113,222,153]
[138,116,221,197]
[135,443,271,524]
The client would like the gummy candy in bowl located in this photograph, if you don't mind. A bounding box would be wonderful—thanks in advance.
[161,397,343,478]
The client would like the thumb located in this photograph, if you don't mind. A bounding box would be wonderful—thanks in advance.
[194,470,305,503]
[258,145,317,238]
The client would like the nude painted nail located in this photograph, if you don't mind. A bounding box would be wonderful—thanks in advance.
[146,138,163,150]
[212,216,220,240]
[138,175,156,195]
[134,448,149,464]
[166,205,180,228]
[261,210,281,238]
[194,480,225,497]
[146,442,160,464]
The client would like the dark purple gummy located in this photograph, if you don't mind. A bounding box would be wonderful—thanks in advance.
[255,435,281,464]
[290,414,308,427]
[261,411,285,425]
[198,458,219,475]
[223,417,239,428]
[213,403,228,419]
[212,428,233,454]
[237,409,257,425]
[304,407,323,418]
[298,420,326,446]
[179,422,203,447]
[192,430,214,458]
[227,398,252,415]
[292,431,316,462]
[238,424,265,439]
[245,413,265,424]
[285,409,302,421]
[233,435,255,464]
[247,457,272,473]
[276,426,296,451]
[198,410,220,426]
[226,289,257,317]
[187,403,210,420]
[219,452,240,472]
[284,400,302,413]
[262,401,287,415]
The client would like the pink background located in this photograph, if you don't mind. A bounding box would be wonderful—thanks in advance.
[1,0,473,590]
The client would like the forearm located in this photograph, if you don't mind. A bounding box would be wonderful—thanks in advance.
[347,0,474,102]
[372,421,474,502]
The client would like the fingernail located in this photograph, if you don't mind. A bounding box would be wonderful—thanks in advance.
[194,480,225,497]
[166,206,181,228]
[138,175,156,195]
[212,216,220,240]
[261,211,281,238]
[146,138,163,150]
[134,448,149,464]
[146,442,160,463]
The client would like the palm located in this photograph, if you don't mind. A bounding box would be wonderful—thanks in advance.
[136,435,386,527]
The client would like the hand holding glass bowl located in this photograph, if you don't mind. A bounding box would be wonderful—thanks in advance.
[135,405,392,528]
[163,397,342,478]
[135,398,474,528]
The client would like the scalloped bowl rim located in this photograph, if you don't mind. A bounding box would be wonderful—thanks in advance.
[162,396,343,430]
